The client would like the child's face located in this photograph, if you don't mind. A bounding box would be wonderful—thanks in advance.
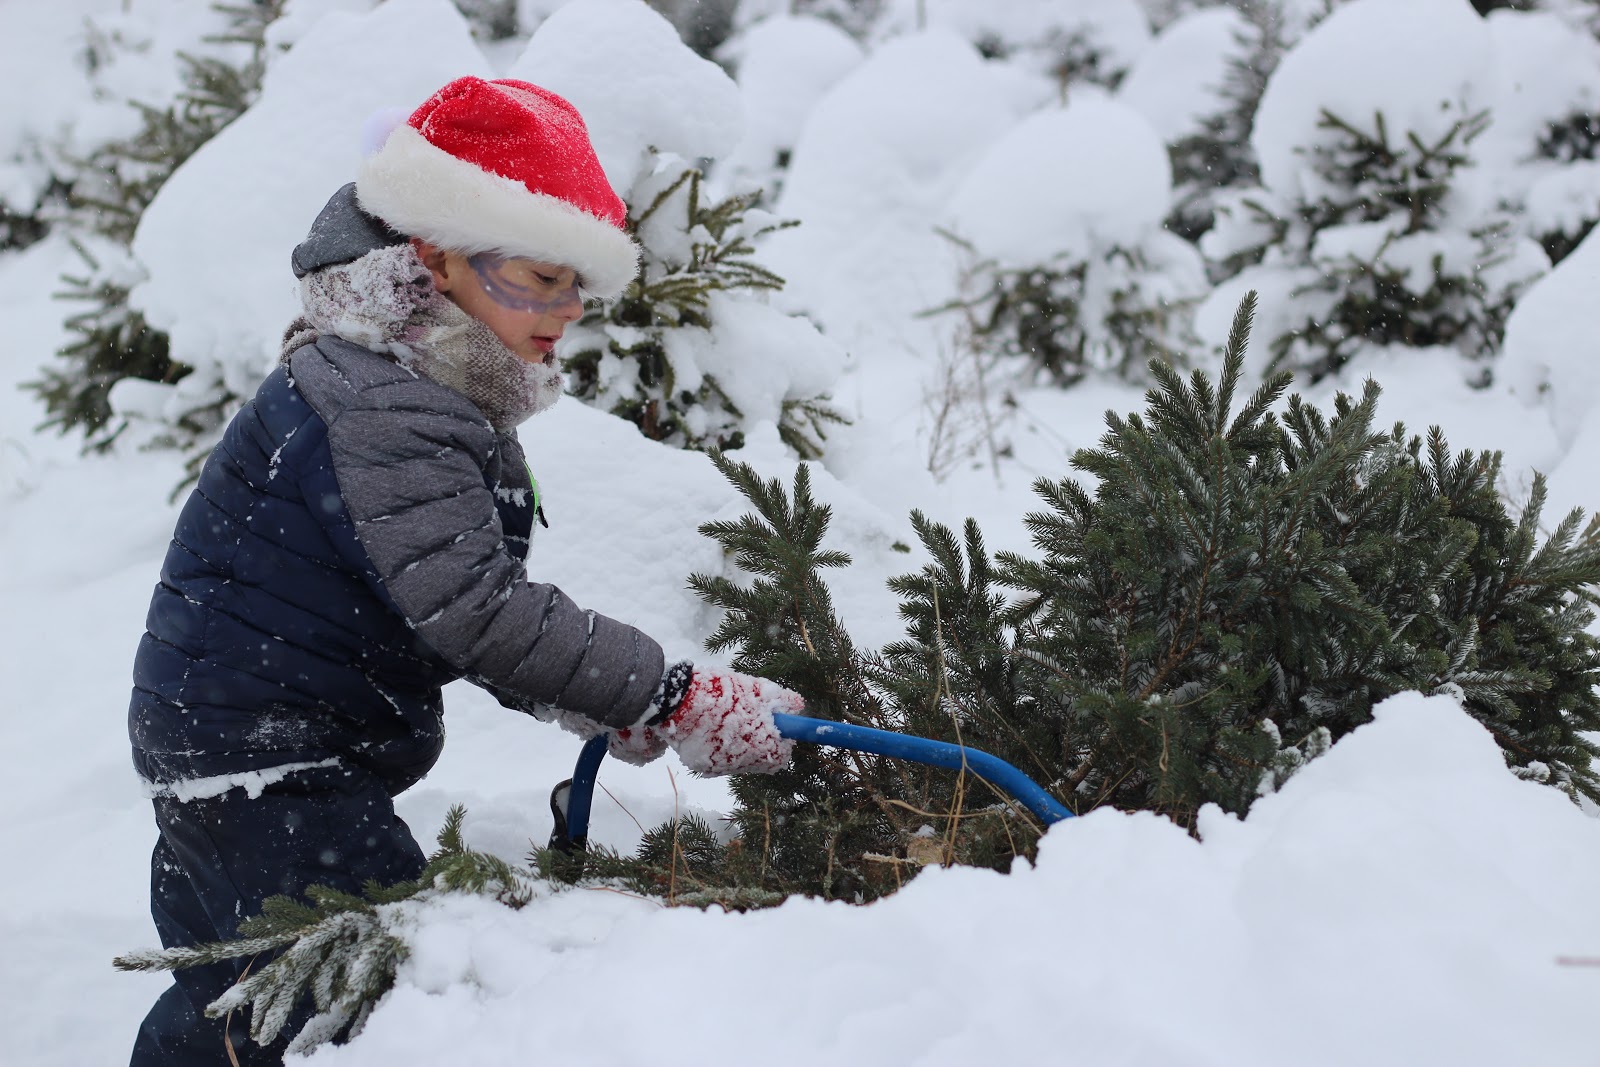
[415,240,585,364]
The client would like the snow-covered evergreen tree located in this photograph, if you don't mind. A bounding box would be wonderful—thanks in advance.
[27,0,286,444]
[875,0,1153,90]
[562,151,845,458]
[452,0,521,40]
[732,0,886,42]
[941,95,1207,385]
[641,0,740,56]
[1480,9,1600,265]
[1118,2,1289,242]
[1198,0,1548,380]
[0,3,114,252]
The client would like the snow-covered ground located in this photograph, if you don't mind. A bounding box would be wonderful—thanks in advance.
[4,0,1600,1063]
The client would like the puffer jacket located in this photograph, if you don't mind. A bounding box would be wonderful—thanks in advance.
[128,191,664,795]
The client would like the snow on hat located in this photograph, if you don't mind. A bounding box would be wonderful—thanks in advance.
[356,77,639,299]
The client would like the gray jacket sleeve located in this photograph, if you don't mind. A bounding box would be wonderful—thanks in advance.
[323,375,665,730]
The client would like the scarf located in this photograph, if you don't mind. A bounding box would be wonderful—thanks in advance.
[282,243,563,431]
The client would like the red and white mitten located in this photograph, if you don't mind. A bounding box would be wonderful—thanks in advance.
[606,721,668,766]
[657,667,800,775]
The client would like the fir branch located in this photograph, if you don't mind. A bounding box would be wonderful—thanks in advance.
[114,803,539,1055]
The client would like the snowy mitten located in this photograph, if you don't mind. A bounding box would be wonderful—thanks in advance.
[606,721,668,766]
[605,662,691,766]
[656,667,800,775]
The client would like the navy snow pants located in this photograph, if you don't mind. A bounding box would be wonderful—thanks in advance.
[130,765,426,1066]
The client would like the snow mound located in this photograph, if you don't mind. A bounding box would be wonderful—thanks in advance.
[507,0,744,193]
[1498,224,1600,448]
[1252,0,1492,202]
[1484,10,1600,160]
[678,292,847,429]
[719,15,865,186]
[1117,6,1250,144]
[1526,162,1600,242]
[945,94,1172,265]
[762,29,1027,350]
[312,693,1600,1067]
[128,0,489,385]
[877,0,1151,81]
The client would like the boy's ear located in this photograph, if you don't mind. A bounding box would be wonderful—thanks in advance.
[412,238,453,293]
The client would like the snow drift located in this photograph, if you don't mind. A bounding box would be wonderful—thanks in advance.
[309,693,1600,1067]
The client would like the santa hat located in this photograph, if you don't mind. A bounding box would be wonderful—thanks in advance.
[357,77,639,299]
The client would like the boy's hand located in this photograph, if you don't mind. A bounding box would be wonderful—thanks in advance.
[656,667,799,776]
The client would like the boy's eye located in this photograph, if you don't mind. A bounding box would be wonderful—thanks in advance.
[535,273,559,286]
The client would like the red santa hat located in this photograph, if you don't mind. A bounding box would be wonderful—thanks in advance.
[357,77,639,299]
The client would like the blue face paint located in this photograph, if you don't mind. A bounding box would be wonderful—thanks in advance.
[467,252,584,317]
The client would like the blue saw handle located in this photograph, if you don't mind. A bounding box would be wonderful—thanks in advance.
[549,714,1073,853]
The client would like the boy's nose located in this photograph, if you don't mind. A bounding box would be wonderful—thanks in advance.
[553,287,585,322]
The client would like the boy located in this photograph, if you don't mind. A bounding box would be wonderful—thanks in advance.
[128,77,800,1066]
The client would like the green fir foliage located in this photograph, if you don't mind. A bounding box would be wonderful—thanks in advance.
[1002,293,1600,817]
[684,453,915,901]
[560,292,1600,906]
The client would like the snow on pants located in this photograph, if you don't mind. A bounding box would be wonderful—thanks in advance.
[130,764,426,1067]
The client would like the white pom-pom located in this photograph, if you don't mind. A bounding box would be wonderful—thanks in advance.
[360,107,411,158]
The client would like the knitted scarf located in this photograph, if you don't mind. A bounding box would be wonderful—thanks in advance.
[282,243,563,430]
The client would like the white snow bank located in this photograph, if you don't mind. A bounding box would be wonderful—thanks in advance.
[1117,6,1249,144]
[311,692,1600,1067]
[1252,0,1492,203]
[1498,223,1600,448]
[945,94,1173,265]
[507,0,744,194]
[128,0,489,384]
